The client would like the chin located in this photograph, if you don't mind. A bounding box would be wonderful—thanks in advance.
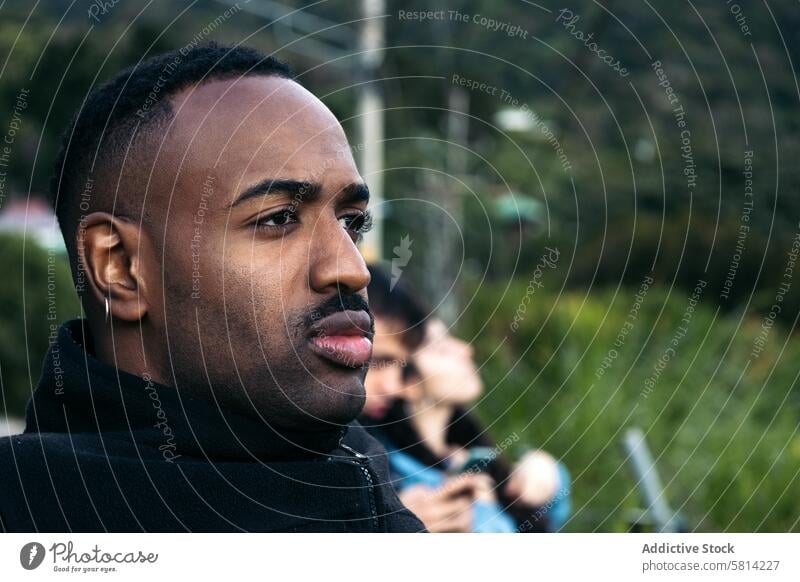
[320,381,367,425]
[292,375,367,429]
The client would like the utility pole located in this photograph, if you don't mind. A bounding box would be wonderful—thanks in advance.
[433,86,469,324]
[357,0,385,263]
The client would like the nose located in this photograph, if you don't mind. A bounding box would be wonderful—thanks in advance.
[308,217,371,295]
[384,365,405,397]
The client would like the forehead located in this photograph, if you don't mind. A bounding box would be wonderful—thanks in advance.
[162,76,358,205]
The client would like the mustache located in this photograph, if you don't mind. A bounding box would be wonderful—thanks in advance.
[302,293,374,331]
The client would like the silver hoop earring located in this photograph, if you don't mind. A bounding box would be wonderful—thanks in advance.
[104,297,110,321]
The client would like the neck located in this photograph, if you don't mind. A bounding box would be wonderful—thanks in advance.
[408,398,454,458]
[89,318,169,386]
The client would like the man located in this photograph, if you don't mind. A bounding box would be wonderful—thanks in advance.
[0,44,424,532]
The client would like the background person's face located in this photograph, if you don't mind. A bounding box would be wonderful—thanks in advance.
[406,320,483,406]
[362,317,412,419]
[143,76,373,430]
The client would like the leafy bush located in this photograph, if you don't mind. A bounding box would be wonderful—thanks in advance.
[460,278,800,532]
[0,234,80,416]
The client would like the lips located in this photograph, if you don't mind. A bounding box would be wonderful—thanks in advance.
[362,401,388,419]
[307,310,373,368]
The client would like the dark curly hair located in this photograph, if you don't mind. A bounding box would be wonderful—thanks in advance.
[367,264,429,349]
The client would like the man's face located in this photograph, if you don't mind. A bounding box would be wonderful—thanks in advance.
[362,316,412,420]
[142,76,373,430]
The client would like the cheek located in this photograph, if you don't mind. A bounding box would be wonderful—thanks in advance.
[367,368,401,398]
[215,245,316,353]
[388,369,405,395]
[214,249,283,308]
[228,240,310,303]
[162,219,230,301]
[364,369,384,396]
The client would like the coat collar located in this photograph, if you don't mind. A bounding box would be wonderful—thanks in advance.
[26,319,348,462]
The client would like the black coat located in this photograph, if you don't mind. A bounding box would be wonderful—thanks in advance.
[0,320,424,532]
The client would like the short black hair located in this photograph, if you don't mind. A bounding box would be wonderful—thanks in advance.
[367,264,428,349]
[50,42,292,258]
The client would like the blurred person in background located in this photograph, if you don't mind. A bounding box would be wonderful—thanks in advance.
[361,266,480,532]
[362,265,571,532]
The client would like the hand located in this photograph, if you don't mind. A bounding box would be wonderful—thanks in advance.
[468,472,498,504]
[505,450,561,507]
[398,475,481,532]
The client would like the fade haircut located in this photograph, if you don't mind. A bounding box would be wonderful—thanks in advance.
[49,42,292,271]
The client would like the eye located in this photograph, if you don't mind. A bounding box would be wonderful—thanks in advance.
[338,210,373,242]
[254,209,299,232]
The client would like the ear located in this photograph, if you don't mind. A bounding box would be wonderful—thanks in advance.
[79,212,149,322]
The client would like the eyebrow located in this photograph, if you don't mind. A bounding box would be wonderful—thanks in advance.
[228,178,369,208]
[339,182,370,205]
[228,179,322,208]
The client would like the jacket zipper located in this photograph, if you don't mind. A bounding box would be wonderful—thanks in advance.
[338,441,379,532]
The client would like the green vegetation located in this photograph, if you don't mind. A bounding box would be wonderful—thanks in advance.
[0,0,797,531]
[0,235,80,415]
[461,279,799,532]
